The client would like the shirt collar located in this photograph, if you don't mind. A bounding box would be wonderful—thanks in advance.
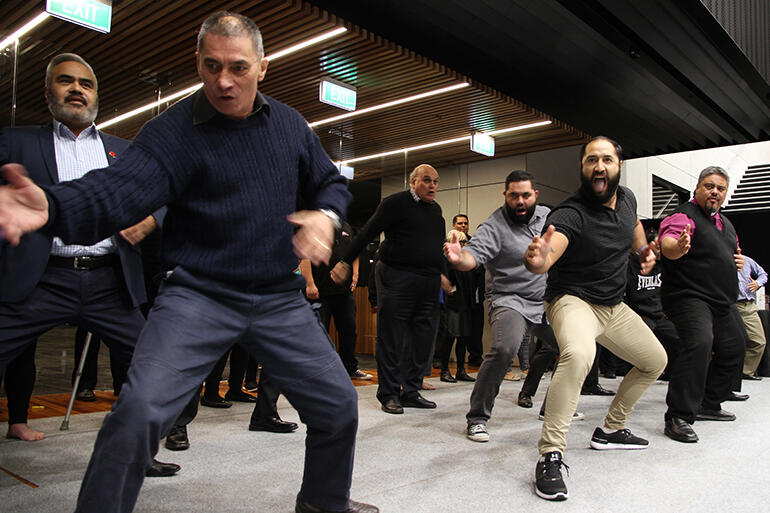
[52,119,98,140]
[409,188,421,202]
[192,89,270,125]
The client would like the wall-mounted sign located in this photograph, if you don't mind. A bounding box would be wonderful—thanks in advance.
[470,132,495,157]
[319,78,357,111]
[47,0,113,33]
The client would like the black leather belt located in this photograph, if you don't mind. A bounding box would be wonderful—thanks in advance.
[48,254,119,270]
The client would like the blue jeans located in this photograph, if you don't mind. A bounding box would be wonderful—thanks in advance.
[75,267,358,513]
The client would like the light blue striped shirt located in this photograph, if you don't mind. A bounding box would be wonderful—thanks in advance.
[50,120,115,256]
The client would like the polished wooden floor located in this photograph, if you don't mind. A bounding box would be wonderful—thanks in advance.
[0,325,474,423]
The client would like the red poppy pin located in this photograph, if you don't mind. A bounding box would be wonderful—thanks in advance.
[109,151,117,158]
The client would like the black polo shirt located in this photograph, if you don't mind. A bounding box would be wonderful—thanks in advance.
[544,185,637,306]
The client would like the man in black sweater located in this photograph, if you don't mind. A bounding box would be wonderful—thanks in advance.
[333,164,446,414]
[0,12,376,513]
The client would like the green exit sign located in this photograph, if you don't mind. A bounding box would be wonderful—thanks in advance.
[471,132,495,157]
[47,0,112,33]
[319,78,357,111]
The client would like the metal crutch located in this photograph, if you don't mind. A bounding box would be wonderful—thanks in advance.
[60,331,93,431]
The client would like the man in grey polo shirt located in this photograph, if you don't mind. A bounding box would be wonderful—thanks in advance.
[444,170,551,442]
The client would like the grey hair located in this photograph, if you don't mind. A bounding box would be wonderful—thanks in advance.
[409,164,435,183]
[697,166,730,187]
[45,53,96,90]
[197,11,263,60]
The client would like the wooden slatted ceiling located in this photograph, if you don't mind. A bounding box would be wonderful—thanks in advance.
[0,0,588,181]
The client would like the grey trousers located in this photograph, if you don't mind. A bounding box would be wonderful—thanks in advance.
[466,306,530,425]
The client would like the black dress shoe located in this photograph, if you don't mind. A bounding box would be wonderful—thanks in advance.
[400,393,437,409]
[455,369,476,382]
[726,391,749,401]
[225,389,257,403]
[249,416,299,433]
[695,408,736,421]
[742,373,762,381]
[200,395,232,408]
[381,399,403,414]
[145,459,181,477]
[75,388,96,402]
[664,417,698,443]
[165,425,189,451]
[581,384,616,396]
[440,369,457,383]
[296,495,379,513]
[518,391,533,408]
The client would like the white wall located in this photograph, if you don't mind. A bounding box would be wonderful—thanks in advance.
[381,145,582,232]
[624,140,770,219]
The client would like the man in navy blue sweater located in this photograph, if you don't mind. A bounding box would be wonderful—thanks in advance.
[0,11,376,513]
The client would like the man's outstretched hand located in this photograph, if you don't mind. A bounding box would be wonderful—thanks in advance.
[0,164,49,245]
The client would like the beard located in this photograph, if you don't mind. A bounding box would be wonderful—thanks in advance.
[580,169,621,204]
[505,201,536,224]
[48,96,98,130]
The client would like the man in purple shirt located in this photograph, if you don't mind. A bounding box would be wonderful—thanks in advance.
[736,254,767,381]
[659,166,747,443]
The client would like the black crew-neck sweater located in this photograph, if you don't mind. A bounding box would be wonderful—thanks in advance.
[344,190,445,276]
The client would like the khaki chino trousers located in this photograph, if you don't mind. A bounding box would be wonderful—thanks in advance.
[539,294,667,455]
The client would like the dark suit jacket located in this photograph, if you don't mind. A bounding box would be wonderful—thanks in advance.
[0,124,152,307]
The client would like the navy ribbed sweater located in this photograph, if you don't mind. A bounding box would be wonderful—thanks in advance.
[43,90,350,289]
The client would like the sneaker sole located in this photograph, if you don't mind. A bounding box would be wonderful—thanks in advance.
[466,434,489,442]
[589,440,648,450]
[535,485,568,501]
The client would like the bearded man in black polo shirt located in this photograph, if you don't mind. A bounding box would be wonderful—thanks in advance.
[333,164,446,414]
[524,136,667,502]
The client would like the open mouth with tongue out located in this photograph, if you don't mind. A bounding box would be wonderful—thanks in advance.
[592,175,607,194]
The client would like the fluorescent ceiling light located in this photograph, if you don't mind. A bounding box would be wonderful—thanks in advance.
[97,83,203,129]
[0,12,49,51]
[267,27,347,60]
[338,120,553,165]
[97,27,348,129]
[308,82,469,128]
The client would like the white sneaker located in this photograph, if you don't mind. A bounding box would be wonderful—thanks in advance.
[466,423,489,442]
[350,370,373,380]
[539,411,585,421]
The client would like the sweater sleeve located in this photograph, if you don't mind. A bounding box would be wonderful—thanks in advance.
[42,142,174,246]
[342,194,398,264]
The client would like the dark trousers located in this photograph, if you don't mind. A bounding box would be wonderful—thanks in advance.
[73,327,125,393]
[203,343,250,398]
[665,298,746,423]
[0,265,141,390]
[467,303,485,362]
[374,261,440,403]
[318,293,358,375]
[74,267,358,513]
[172,368,281,431]
[3,340,37,425]
[520,324,559,397]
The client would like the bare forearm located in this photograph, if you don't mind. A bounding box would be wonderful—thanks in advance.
[660,236,686,260]
[452,250,478,271]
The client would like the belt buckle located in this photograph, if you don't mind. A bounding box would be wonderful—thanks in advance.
[73,256,93,270]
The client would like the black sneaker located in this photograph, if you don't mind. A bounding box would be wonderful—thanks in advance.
[589,427,649,450]
[535,451,569,501]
